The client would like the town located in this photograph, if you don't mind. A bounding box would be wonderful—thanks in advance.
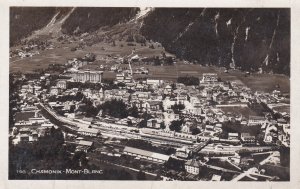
[9,50,290,181]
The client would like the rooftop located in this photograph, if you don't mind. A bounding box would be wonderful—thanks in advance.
[15,111,36,122]
[185,159,202,168]
[123,146,170,161]
[77,127,99,134]
[78,140,93,146]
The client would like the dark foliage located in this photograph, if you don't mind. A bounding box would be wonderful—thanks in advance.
[128,105,139,118]
[160,121,166,129]
[191,127,201,135]
[99,99,128,118]
[171,103,185,114]
[9,127,71,178]
[164,157,185,171]
[177,76,200,86]
[136,170,146,180]
[169,119,184,132]
[79,97,100,117]
[221,121,262,136]
[9,127,136,179]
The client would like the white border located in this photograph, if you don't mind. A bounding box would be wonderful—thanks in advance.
[1,0,299,189]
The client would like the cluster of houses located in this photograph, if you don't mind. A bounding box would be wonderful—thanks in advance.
[10,40,54,59]
[11,110,56,144]
[10,58,290,181]
[14,68,290,150]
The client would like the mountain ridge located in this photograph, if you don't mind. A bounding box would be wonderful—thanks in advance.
[10,7,290,76]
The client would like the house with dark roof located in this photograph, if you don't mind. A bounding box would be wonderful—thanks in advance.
[76,140,94,153]
[143,101,162,111]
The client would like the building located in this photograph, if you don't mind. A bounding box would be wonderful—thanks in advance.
[228,132,239,140]
[123,146,170,163]
[164,85,173,94]
[248,116,266,126]
[19,134,30,143]
[144,101,162,111]
[200,73,223,87]
[76,140,94,153]
[240,133,256,144]
[185,159,202,175]
[50,87,61,96]
[20,85,34,94]
[211,174,222,181]
[77,127,100,137]
[177,93,188,104]
[56,80,67,89]
[15,128,40,144]
[116,73,125,82]
[146,79,164,86]
[201,73,218,83]
[71,70,103,83]
[147,119,161,129]
[175,146,191,159]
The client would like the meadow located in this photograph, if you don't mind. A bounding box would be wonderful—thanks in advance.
[10,40,290,94]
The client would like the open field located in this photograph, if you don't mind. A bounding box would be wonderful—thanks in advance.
[10,39,290,93]
[10,40,166,72]
[10,46,86,73]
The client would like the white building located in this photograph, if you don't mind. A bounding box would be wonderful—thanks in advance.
[201,73,218,83]
[146,79,164,86]
[70,70,103,83]
[185,159,202,175]
[77,127,100,137]
[123,146,170,164]
[56,80,67,89]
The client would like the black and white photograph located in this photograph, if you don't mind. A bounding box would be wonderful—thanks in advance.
[7,4,293,184]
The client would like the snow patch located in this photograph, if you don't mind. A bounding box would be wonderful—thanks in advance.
[173,22,194,42]
[26,8,76,40]
[214,12,220,37]
[46,11,60,28]
[226,18,232,27]
[269,13,280,49]
[131,7,152,22]
[263,55,269,66]
[214,12,220,21]
[200,8,206,17]
[245,27,250,41]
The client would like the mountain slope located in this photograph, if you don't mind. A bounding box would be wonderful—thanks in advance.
[26,7,75,40]
[10,7,58,46]
[141,8,290,75]
[61,7,139,35]
[10,7,290,76]
[9,7,139,46]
